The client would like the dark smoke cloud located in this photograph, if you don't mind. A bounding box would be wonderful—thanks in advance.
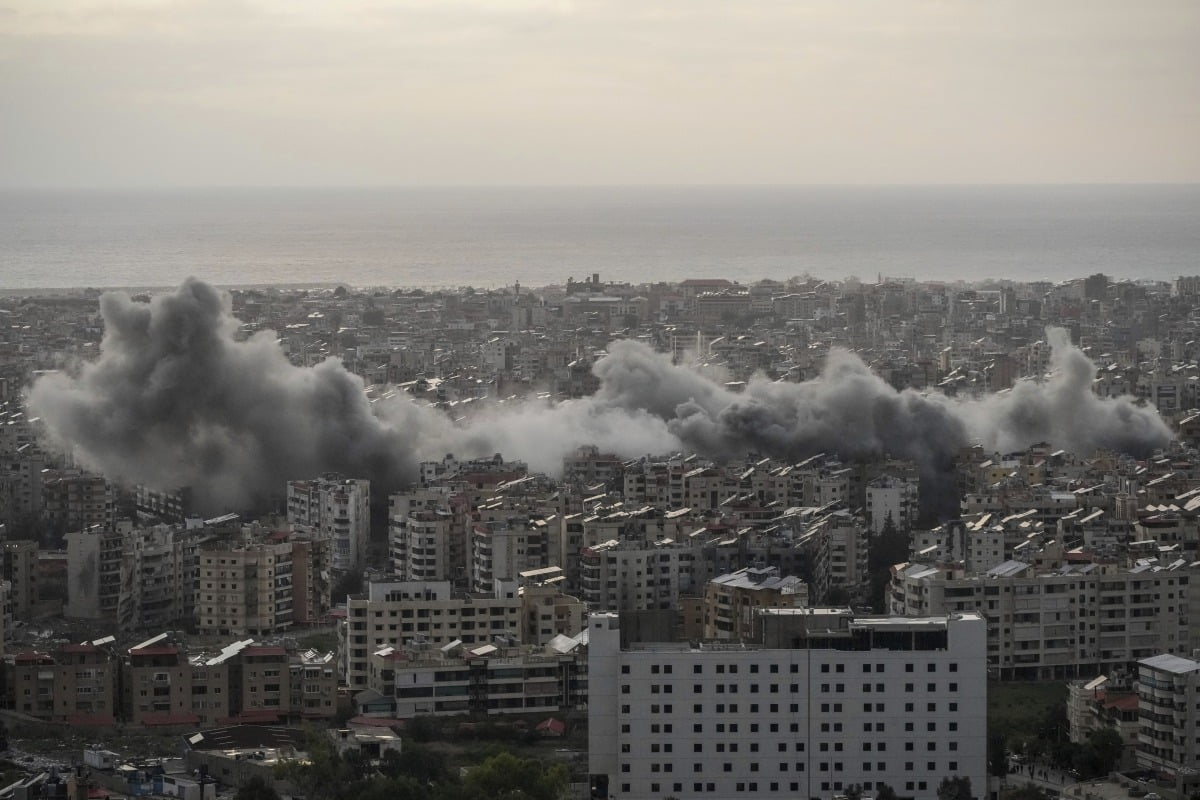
[29,280,1173,518]
[594,335,1173,516]
[28,279,419,511]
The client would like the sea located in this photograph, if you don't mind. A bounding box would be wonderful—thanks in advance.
[1,184,1198,292]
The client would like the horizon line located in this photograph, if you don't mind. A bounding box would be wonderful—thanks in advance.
[3,180,1200,193]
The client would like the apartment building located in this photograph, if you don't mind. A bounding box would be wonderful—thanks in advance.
[1136,653,1200,778]
[1066,675,1139,769]
[196,540,294,636]
[890,558,1196,679]
[135,524,204,630]
[286,475,370,574]
[0,580,9,650]
[289,531,333,626]
[340,579,585,691]
[43,470,116,534]
[1,539,37,619]
[389,485,467,582]
[364,636,587,720]
[8,637,118,724]
[126,633,199,726]
[865,474,920,534]
[232,643,338,722]
[580,539,699,612]
[794,509,869,603]
[588,609,987,800]
[703,566,808,641]
[66,524,136,628]
[470,518,548,592]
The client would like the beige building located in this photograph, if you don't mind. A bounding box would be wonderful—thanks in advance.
[890,558,1196,680]
[703,566,808,641]
[364,636,587,720]
[341,578,585,691]
[9,638,118,725]
[196,541,293,637]
[126,633,199,726]
[43,470,116,534]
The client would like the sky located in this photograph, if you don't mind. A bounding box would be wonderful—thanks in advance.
[1,0,1198,188]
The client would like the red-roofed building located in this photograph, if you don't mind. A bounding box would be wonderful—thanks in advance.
[126,636,194,726]
[9,640,117,724]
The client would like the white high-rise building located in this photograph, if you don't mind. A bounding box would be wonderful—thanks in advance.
[588,609,987,800]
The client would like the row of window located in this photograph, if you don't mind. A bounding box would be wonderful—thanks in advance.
[620,775,950,795]
[624,761,962,774]
[619,700,961,716]
[639,681,961,695]
[634,661,960,675]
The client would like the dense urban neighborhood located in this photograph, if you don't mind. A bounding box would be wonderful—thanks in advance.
[2,272,1200,800]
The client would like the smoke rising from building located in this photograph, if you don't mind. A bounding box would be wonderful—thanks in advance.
[27,279,1173,516]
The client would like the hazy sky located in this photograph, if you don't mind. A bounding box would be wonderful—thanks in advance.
[2,0,1198,187]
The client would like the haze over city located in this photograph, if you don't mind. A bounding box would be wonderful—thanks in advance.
[2,0,1199,188]
[4,2,1200,800]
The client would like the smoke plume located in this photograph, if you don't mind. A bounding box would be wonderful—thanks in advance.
[28,279,419,511]
[28,279,1172,516]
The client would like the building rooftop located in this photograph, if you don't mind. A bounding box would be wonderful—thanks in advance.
[1138,653,1200,675]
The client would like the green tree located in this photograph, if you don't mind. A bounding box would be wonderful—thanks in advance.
[867,514,910,612]
[460,751,568,800]
[937,775,974,800]
[875,784,900,800]
[234,776,281,800]
[1073,727,1124,777]
[1002,784,1048,800]
[989,729,1010,777]
[380,744,450,785]
[844,784,863,800]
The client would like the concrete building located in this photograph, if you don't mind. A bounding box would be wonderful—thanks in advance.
[890,558,1196,679]
[66,525,136,628]
[8,637,118,724]
[588,609,987,800]
[1,539,37,619]
[43,470,116,535]
[470,517,548,592]
[1067,675,1139,769]
[196,540,294,637]
[287,475,370,574]
[1136,653,1200,777]
[126,633,200,726]
[363,635,587,720]
[340,578,585,691]
[865,474,920,534]
[579,539,699,612]
[703,566,808,642]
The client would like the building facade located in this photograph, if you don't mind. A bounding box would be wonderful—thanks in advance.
[588,609,987,800]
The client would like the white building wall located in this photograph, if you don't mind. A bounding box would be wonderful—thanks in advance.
[588,612,987,800]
